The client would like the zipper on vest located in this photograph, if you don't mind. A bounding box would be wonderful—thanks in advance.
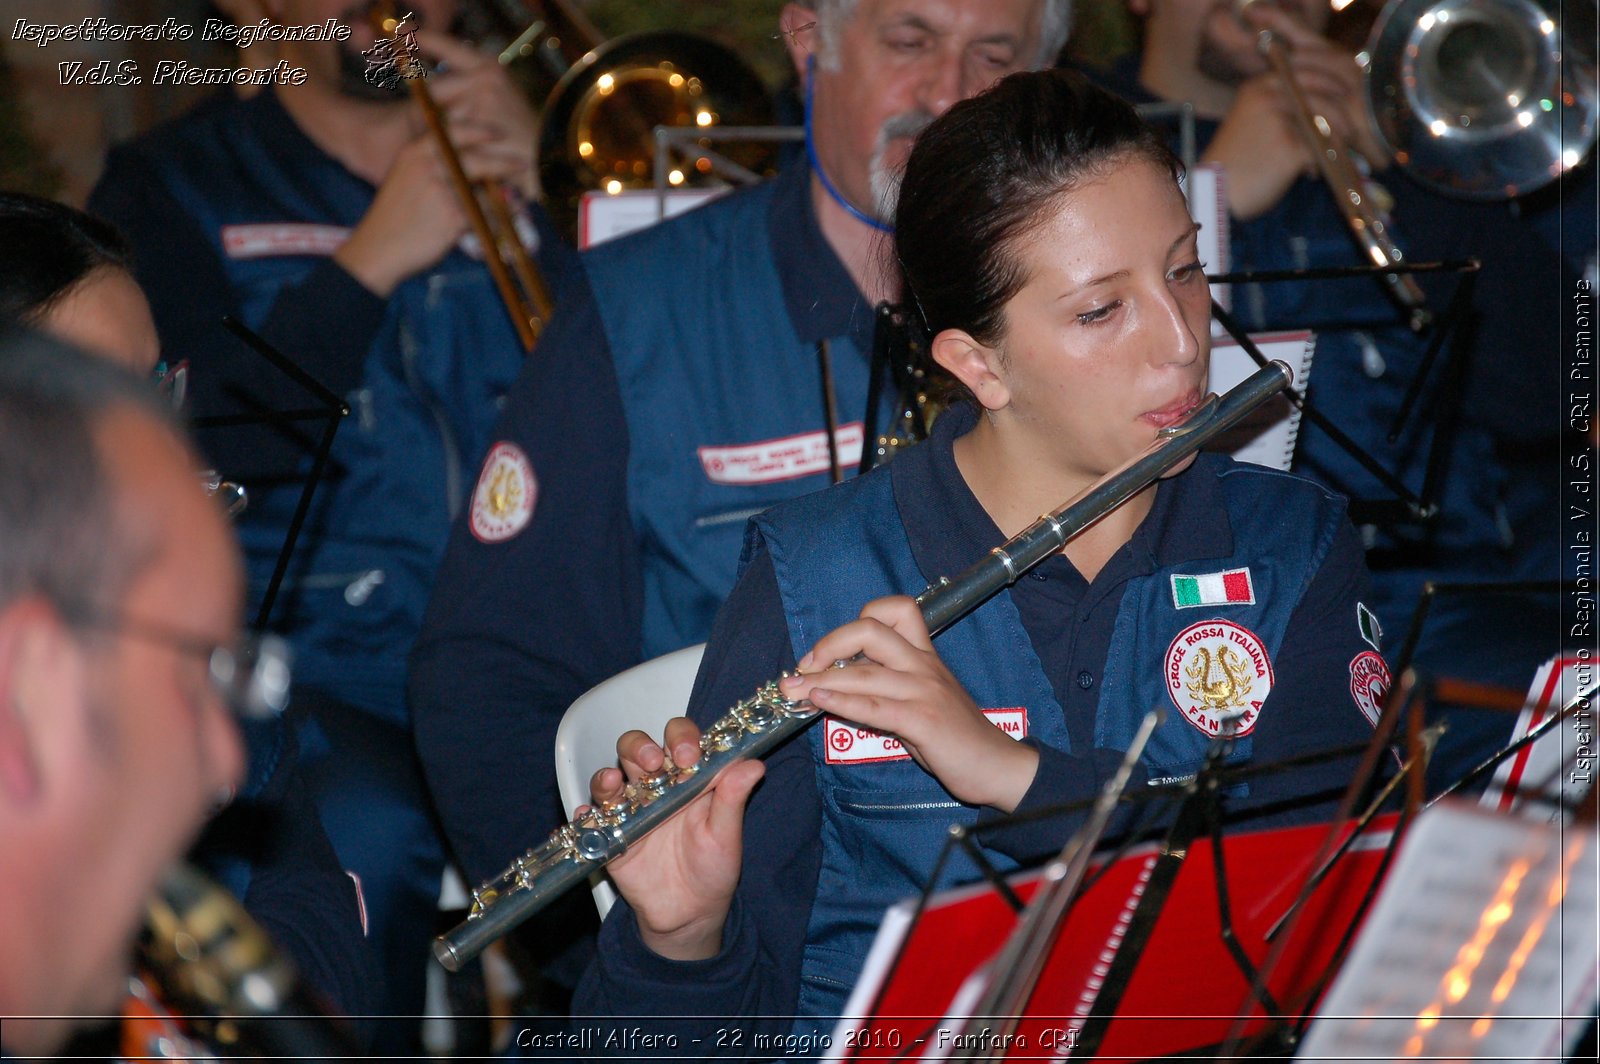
[287,569,388,605]
[695,506,767,530]
[836,798,962,814]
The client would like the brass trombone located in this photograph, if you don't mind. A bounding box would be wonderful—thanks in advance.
[371,5,554,352]
[1239,0,1597,330]
[1240,0,1432,331]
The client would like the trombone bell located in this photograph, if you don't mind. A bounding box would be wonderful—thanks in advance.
[1365,0,1598,200]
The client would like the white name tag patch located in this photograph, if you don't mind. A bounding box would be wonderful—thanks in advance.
[824,707,1027,765]
[698,423,864,486]
[222,223,350,259]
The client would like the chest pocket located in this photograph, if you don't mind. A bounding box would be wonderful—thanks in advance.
[820,774,973,885]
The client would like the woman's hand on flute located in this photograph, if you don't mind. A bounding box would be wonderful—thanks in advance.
[779,595,1040,813]
[583,719,766,962]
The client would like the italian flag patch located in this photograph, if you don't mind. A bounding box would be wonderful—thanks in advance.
[1171,568,1255,609]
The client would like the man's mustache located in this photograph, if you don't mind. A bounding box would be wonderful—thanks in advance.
[879,110,935,145]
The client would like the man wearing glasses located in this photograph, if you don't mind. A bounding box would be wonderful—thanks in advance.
[0,332,249,1057]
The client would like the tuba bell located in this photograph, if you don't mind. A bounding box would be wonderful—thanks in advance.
[537,30,776,229]
[472,1,777,236]
[1362,0,1598,200]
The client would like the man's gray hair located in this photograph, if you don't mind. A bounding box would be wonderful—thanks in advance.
[0,328,175,625]
[806,0,1072,72]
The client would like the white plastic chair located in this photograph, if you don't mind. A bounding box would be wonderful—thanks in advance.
[554,642,707,919]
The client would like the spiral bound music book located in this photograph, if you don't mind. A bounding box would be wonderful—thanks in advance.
[825,814,1396,1062]
[1206,330,1317,472]
[1184,163,1230,316]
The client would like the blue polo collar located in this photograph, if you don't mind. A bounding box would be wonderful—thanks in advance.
[767,161,878,352]
[891,402,1238,586]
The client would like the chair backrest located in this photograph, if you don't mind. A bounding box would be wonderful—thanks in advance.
[553,642,706,919]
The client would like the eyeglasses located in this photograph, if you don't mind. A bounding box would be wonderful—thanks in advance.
[198,469,249,519]
[151,358,189,412]
[77,616,293,720]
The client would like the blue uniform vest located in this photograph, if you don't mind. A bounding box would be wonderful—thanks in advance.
[750,454,1345,1025]
[129,93,542,722]
[582,179,890,656]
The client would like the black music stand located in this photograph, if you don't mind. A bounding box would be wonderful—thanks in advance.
[189,316,350,631]
[1207,258,1481,528]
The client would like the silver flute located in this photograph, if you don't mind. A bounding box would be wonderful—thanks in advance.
[435,360,1295,971]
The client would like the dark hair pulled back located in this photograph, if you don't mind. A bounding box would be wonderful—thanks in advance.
[0,192,134,325]
[895,69,1182,347]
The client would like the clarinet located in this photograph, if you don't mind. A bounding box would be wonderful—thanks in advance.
[434,361,1295,972]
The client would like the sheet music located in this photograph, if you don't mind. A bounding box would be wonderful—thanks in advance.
[822,817,1389,1063]
[578,187,726,248]
[1298,802,1599,1059]
[824,896,919,1062]
[1206,331,1316,471]
[1481,655,1598,822]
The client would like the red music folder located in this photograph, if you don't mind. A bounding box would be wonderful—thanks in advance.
[827,815,1398,1061]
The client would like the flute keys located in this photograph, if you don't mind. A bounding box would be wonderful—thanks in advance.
[772,676,820,721]
[574,827,612,861]
[741,699,777,730]
[704,721,741,753]
[576,811,628,861]
[634,769,669,800]
[469,885,500,918]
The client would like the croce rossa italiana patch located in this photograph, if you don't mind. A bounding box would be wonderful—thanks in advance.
[1165,620,1274,736]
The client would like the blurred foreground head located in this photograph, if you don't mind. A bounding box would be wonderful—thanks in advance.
[0,332,244,1056]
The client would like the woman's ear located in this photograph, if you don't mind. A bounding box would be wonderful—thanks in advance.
[932,329,1010,411]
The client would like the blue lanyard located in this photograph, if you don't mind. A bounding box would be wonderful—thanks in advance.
[804,57,895,235]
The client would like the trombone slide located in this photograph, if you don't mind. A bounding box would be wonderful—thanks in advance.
[1256,28,1431,331]
[373,4,553,351]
